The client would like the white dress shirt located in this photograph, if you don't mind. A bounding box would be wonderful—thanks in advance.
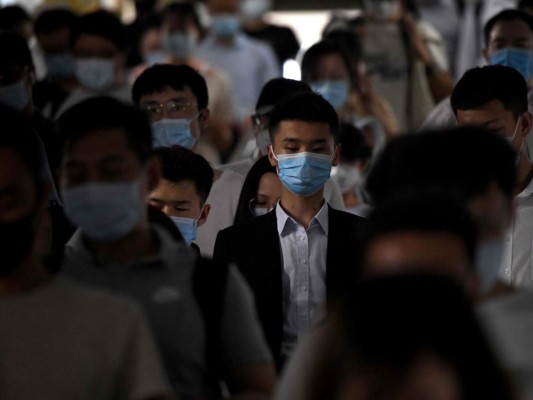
[276,202,328,357]
[499,177,533,289]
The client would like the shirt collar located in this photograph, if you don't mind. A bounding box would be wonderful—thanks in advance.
[65,225,195,269]
[275,201,329,237]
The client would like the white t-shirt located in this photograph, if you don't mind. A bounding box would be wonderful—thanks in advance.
[0,278,171,400]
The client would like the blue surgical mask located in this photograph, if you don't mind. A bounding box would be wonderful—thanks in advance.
[170,216,198,245]
[274,152,333,197]
[475,238,504,293]
[310,81,350,110]
[161,32,197,59]
[0,80,29,112]
[151,116,199,148]
[45,52,76,79]
[241,0,271,20]
[489,48,533,81]
[62,180,143,243]
[211,14,241,38]
[144,50,167,66]
[75,58,116,91]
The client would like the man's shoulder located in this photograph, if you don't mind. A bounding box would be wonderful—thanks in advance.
[328,205,366,225]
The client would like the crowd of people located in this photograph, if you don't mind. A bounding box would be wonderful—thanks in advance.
[3,0,533,399]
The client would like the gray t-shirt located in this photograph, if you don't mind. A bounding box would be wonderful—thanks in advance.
[0,278,171,400]
[61,227,272,399]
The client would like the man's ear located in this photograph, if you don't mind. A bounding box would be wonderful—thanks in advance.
[267,144,277,167]
[332,143,341,166]
[198,108,210,130]
[520,111,533,138]
[197,203,211,227]
[145,155,162,193]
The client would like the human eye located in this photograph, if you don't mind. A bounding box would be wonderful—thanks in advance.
[148,199,164,209]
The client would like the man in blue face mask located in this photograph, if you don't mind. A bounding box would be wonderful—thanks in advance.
[58,96,276,400]
[148,146,213,252]
[214,91,366,370]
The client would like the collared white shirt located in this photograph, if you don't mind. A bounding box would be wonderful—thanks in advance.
[499,176,533,288]
[276,202,328,357]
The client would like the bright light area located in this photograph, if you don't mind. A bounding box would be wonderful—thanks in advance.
[283,59,301,80]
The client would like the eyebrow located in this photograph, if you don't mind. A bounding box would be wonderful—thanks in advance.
[282,138,329,144]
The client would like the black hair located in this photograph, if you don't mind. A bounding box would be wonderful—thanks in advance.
[322,28,363,63]
[360,191,479,268]
[268,91,340,142]
[0,5,30,31]
[0,104,45,191]
[34,8,77,36]
[162,1,202,30]
[57,97,152,164]
[255,78,312,113]
[338,123,372,163]
[365,127,517,207]
[132,64,209,110]
[152,145,213,204]
[70,10,126,51]
[484,9,533,47]
[301,40,356,85]
[233,156,277,225]
[451,65,528,120]
[308,274,515,400]
[519,0,533,10]
[0,30,32,69]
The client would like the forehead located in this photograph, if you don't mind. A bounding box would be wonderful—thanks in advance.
[272,120,333,146]
[365,231,470,279]
[209,0,238,13]
[456,99,514,126]
[153,178,201,201]
[73,33,119,54]
[140,86,197,105]
[65,128,138,162]
[489,20,533,43]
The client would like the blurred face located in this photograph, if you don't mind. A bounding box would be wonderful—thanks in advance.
[208,0,239,15]
[37,26,71,54]
[139,87,209,141]
[74,33,121,61]
[456,99,531,153]
[313,53,351,83]
[484,20,533,58]
[61,128,145,188]
[365,231,472,282]
[140,27,162,56]
[148,178,210,226]
[339,354,460,400]
[250,172,281,213]
[162,13,199,36]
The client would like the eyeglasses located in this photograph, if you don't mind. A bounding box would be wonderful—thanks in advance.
[248,196,277,214]
[141,100,198,120]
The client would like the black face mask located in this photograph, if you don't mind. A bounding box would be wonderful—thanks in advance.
[0,214,35,276]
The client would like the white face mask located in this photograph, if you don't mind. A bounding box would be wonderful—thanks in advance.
[0,80,29,111]
[75,58,116,91]
[62,180,143,243]
[331,164,363,193]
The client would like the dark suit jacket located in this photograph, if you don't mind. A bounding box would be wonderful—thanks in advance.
[213,204,365,368]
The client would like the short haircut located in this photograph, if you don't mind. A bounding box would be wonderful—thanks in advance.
[451,65,528,120]
[153,145,213,205]
[70,10,126,51]
[483,9,533,46]
[132,64,209,110]
[0,104,46,191]
[322,28,363,63]
[365,127,517,207]
[255,78,311,114]
[338,123,371,163]
[360,191,479,267]
[34,7,77,36]
[0,30,32,69]
[268,91,340,142]
[301,40,356,84]
[162,1,202,30]
[0,5,30,31]
[57,97,152,164]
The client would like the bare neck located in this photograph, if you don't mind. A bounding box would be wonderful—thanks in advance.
[279,188,325,228]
